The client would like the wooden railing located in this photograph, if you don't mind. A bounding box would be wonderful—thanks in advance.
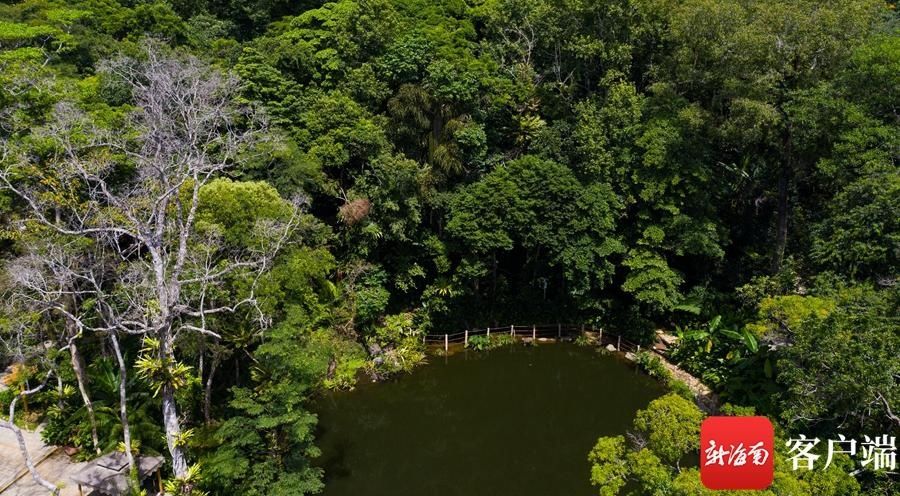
[422,324,645,354]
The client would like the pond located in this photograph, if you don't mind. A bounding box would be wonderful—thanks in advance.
[313,343,666,496]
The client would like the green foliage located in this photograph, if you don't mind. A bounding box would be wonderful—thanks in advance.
[633,394,704,465]
[446,155,623,320]
[196,178,296,247]
[744,296,835,337]
[465,332,517,351]
[369,312,426,374]
[634,351,693,400]
[621,249,682,312]
[464,334,491,351]
[590,395,865,496]
[573,333,594,347]
[587,435,628,496]
[778,286,899,437]
[201,320,326,495]
[671,316,765,391]
[0,0,896,494]
[40,358,164,457]
[634,351,668,380]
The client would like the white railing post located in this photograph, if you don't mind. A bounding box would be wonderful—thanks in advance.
[533,324,537,341]
[617,335,622,351]
[445,334,449,353]
[464,330,469,346]
[510,324,514,336]
[487,326,491,337]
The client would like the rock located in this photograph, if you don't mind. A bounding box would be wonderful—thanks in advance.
[605,344,616,352]
[658,333,679,346]
[367,343,383,356]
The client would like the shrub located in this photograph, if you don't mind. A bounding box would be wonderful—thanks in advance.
[465,333,517,351]
[635,351,695,400]
[635,351,670,379]
[573,334,594,347]
[667,380,694,401]
[466,334,490,350]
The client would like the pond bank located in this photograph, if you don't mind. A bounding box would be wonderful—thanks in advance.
[423,326,718,412]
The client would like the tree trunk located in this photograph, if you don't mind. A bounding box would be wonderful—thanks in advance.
[772,171,789,272]
[109,332,136,481]
[69,339,101,455]
[161,382,188,477]
[159,331,189,482]
[772,124,793,273]
[203,354,218,425]
[157,308,190,481]
[56,374,64,409]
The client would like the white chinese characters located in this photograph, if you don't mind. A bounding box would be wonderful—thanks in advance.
[786,434,896,473]
[704,440,770,467]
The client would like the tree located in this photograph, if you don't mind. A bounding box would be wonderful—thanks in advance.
[589,394,864,496]
[446,155,623,322]
[661,0,882,272]
[587,435,629,496]
[632,393,704,466]
[0,44,300,488]
[778,286,900,436]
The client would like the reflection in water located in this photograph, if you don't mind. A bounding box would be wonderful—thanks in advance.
[314,343,665,496]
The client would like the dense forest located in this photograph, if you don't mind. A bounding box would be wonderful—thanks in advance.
[0,0,896,494]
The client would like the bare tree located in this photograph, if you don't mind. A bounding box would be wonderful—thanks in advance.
[6,245,103,456]
[0,43,299,486]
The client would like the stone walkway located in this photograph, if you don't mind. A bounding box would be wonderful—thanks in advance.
[650,330,719,412]
[652,351,719,412]
[0,426,84,496]
[1,451,86,496]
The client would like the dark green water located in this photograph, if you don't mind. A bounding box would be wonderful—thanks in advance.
[313,343,665,496]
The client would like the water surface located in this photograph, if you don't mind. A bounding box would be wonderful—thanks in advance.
[314,343,665,495]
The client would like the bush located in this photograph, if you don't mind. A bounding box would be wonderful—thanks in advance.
[0,388,14,412]
[635,351,670,379]
[465,333,518,351]
[466,335,490,350]
[667,379,694,401]
[635,351,695,400]
[370,312,427,375]
[573,334,594,347]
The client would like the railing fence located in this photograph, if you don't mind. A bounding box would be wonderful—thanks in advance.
[422,324,643,353]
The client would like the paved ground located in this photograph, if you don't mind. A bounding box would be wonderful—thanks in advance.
[0,426,49,487]
[1,450,86,496]
[0,426,84,496]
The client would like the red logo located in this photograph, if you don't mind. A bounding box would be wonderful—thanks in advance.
[700,416,774,490]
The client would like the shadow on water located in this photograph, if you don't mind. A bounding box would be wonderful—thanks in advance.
[313,343,666,496]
